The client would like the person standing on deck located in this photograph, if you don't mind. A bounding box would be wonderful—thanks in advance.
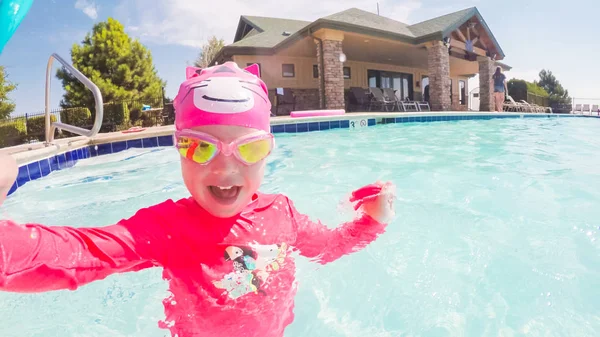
[491,66,508,112]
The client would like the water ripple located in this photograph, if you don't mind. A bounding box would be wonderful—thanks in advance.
[2,118,600,336]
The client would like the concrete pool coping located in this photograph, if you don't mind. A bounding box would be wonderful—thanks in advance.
[1,110,589,167]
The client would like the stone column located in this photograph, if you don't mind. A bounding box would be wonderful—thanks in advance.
[478,57,495,112]
[322,40,344,109]
[427,42,451,111]
[315,39,325,109]
[314,30,345,110]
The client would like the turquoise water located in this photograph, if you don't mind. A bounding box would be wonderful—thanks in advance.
[2,117,600,336]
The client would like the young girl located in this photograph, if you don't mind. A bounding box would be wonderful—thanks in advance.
[0,62,396,337]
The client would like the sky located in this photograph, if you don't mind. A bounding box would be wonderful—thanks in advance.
[1,0,599,115]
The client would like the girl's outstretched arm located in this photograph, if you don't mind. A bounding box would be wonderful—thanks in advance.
[0,201,177,293]
[288,182,395,264]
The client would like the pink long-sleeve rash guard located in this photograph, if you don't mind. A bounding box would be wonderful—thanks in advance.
[0,192,386,336]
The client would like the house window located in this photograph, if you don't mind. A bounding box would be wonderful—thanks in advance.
[313,65,319,78]
[343,67,351,79]
[367,69,413,101]
[246,63,261,77]
[459,80,466,105]
[282,64,295,77]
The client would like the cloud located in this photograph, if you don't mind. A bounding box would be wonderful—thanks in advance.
[75,0,98,20]
[114,0,422,48]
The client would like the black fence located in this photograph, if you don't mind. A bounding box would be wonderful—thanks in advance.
[4,111,58,123]
[0,97,174,148]
[0,111,60,147]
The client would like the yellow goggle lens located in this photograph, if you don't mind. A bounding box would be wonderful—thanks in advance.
[238,139,272,164]
[177,137,217,164]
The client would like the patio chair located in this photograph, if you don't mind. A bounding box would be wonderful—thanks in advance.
[382,88,402,111]
[582,104,591,115]
[573,104,582,114]
[519,100,535,113]
[592,104,599,116]
[400,98,419,112]
[161,103,175,124]
[368,87,395,112]
[417,101,431,111]
[534,104,545,113]
[506,96,526,112]
[391,90,421,112]
[521,100,546,113]
[276,89,296,116]
[503,95,520,112]
[519,100,543,113]
[348,87,370,112]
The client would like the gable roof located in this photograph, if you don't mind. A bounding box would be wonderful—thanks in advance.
[217,7,504,63]
[231,16,310,48]
[321,8,415,38]
[408,8,475,39]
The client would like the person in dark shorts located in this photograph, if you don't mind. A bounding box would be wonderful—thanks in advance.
[491,66,508,112]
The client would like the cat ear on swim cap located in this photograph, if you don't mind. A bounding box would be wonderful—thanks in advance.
[185,66,202,80]
[0,0,34,54]
[244,63,261,78]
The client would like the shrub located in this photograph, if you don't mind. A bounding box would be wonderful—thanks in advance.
[508,79,549,105]
[526,82,549,97]
[101,102,130,132]
[26,115,57,142]
[0,118,27,148]
[128,101,144,123]
[60,107,92,128]
[507,79,528,102]
[129,101,163,127]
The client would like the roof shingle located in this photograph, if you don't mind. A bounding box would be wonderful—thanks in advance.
[408,7,475,37]
[321,8,415,37]
[230,16,310,48]
[226,7,502,58]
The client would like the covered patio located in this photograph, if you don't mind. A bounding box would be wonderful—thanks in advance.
[213,7,509,113]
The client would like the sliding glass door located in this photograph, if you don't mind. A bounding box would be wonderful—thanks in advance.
[367,69,414,101]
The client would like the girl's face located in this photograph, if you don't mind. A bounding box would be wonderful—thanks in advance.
[179,125,267,218]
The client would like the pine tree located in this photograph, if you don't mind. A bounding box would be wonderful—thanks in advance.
[194,36,225,68]
[57,18,165,109]
[535,70,571,105]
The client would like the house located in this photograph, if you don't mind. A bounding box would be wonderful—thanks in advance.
[211,7,511,113]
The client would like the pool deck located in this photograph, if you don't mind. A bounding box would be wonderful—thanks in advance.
[0,110,588,166]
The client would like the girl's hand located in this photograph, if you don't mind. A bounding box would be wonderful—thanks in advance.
[0,153,18,205]
[349,181,396,224]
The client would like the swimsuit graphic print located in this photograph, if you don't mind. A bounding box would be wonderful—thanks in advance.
[213,243,288,300]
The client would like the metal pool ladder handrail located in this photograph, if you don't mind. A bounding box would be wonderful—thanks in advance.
[45,53,103,144]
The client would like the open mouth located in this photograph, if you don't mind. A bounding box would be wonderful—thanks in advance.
[208,185,242,204]
[202,95,250,103]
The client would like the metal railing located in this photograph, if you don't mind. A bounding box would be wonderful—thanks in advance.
[45,53,103,144]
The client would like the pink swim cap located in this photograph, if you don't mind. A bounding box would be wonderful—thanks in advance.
[173,62,271,132]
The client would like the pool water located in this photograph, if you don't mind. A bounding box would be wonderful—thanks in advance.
[2,117,600,336]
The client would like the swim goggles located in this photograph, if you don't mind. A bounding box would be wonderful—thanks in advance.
[174,129,275,165]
